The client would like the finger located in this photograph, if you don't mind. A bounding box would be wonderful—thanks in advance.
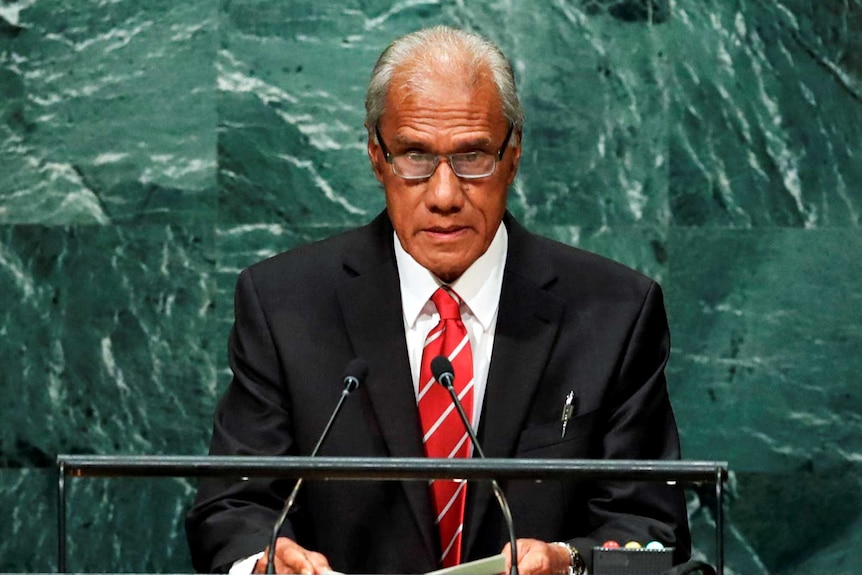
[501,542,513,573]
[275,547,317,574]
[500,539,539,575]
[511,538,569,575]
[502,540,540,573]
[258,538,333,574]
[516,548,553,575]
[304,550,333,573]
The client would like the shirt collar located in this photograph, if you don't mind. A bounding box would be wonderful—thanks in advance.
[394,222,508,331]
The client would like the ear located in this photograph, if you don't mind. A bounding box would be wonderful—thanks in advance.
[366,126,385,183]
[506,132,523,186]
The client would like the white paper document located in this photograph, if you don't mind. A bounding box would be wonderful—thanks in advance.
[424,553,507,575]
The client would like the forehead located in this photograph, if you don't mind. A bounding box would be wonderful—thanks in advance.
[381,66,507,141]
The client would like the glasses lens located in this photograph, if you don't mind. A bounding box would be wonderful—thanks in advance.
[390,151,497,179]
[451,152,496,178]
[392,154,437,178]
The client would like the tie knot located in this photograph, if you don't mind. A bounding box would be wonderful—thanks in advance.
[431,288,462,321]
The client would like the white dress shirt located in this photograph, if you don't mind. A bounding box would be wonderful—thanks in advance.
[393,223,508,428]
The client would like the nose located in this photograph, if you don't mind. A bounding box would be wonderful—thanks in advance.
[425,158,464,212]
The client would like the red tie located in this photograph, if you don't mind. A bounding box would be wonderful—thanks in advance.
[417,287,475,567]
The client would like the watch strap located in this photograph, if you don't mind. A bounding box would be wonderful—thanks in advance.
[551,541,586,575]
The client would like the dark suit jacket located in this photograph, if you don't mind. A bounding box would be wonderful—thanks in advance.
[186,212,690,573]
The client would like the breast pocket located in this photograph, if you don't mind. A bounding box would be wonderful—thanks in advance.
[514,409,599,458]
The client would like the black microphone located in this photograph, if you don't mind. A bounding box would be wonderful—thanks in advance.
[265,358,369,574]
[430,356,519,575]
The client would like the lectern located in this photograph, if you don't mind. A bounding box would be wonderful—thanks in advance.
[57,456,728,574]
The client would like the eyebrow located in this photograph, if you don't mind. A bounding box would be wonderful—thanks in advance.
[391,133,494,153]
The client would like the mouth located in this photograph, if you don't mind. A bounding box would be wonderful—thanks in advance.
[422,226,469,240]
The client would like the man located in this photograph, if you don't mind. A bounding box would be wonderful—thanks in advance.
[187,26,690,575]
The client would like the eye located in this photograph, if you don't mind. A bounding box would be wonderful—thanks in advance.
[456,151,482,163]
[403,152,433,164]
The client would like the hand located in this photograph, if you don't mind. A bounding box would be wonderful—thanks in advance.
[253,537,333,574]
[501,538,572,575]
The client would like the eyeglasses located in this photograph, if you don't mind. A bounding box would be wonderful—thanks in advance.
[375,123,514,180]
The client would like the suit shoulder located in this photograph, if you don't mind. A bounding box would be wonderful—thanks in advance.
[243,223,375,286]
[526,232,658,294]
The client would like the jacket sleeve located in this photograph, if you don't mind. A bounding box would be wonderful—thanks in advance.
[573,281,691,568]
[185,267,298,573]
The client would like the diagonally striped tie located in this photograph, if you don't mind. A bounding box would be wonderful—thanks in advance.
[417,287,474,567]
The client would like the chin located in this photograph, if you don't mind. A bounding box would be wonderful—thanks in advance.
[432,265,468,284]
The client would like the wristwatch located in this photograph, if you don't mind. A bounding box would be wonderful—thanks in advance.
[552,541,587,575]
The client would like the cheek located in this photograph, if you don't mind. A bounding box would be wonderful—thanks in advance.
[385,188,422,230]
[475,186,508,220]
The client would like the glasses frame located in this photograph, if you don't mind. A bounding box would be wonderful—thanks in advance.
[374,123,515,180]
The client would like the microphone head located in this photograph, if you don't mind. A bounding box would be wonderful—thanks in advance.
[430,356,455,389]
[342,358,369,393]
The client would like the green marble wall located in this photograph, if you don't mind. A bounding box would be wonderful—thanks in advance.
[1,1,859,573]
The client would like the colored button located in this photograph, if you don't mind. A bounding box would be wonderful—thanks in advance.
[601,540,620,549]
[624,541,642,549]
[645,541,665,550]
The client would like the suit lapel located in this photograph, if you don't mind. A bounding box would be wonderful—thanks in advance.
[334,213,565,563]
[335,213,438,564]
[463,215,566,558]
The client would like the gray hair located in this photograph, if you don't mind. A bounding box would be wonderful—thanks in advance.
[365,26,524,141]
